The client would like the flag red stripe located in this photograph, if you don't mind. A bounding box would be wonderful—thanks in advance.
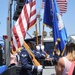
[29,19,36,28]
[30,0,36,17]
[11,38,16,52]
[59,6,67,9]
[57,1,67,4]
[30,9,36,17]
[12,26,21,48]
[28,0,36,29]
[56,0,67,15]
[23,5,29,26]
[18,15,26,37]
[30,0,35,7]
[58,5,67,7]
[57,0,67,1]
[12,44,16,52]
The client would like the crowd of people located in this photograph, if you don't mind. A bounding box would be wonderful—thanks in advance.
[0,35,75,75]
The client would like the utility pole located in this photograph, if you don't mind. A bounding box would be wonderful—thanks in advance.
[5,0,13,66]
[8,0,13,40]
[37,12,42,36]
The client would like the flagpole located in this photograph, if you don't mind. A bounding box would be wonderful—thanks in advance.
[35,13,41,46]
[42,24,49,58]
[35,9,42,45]
[35,23,38,46]
[41,24,44,45]
[23,42,40,66]
[27,32,33,38]
[38,12,41,35]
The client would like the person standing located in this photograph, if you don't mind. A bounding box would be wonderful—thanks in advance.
[19,47,43,75]
[56,35,75,75]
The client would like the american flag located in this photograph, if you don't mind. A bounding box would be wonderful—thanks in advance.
[12,0,36,53]
[42,0,68,15]
[42,0,45,9]
[56,0,68,15]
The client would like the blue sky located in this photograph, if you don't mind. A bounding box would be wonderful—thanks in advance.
[0,0,75,39]
[62,0,75,36]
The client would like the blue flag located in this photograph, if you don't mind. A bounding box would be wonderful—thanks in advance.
[43,0,67,52]
[54,0,67,52]
[43,0,53,27]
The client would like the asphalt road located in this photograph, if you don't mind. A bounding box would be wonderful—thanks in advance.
[42,66,56,75]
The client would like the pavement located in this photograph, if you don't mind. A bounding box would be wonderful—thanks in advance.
[42,66,56,75]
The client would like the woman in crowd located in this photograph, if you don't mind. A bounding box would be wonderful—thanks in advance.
[56,35,75,75]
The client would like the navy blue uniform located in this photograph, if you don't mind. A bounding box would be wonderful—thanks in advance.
[33,50,46,69]
[19,48,37,75]
[52,51,60,65]
[40,51,46,59]
[33,50,40,60]
[33,50,46,61]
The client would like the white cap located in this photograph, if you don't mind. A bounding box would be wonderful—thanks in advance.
[36,45,40,50]
[41,45,44,50]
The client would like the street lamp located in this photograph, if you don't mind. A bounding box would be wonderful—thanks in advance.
[37,13,42,35]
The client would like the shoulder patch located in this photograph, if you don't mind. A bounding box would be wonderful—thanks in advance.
[21,54,27,57]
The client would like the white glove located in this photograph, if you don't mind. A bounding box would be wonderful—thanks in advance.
[36,45,40,50]
[41,45,44,50]
[31,65,35,72]
[37,65,43,73]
